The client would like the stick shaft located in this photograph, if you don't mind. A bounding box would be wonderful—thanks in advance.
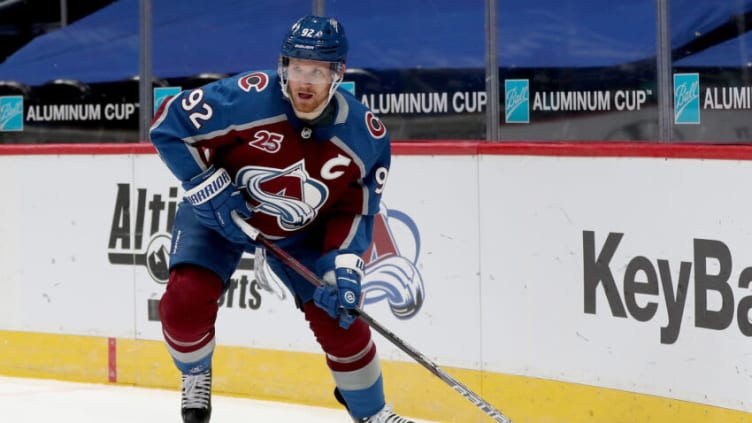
[257,236,513,423]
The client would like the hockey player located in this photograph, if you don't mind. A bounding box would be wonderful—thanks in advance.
[150,15,415,423]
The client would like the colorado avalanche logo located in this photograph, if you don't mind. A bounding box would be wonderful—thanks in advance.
[238,72,269,93]
[236,160,328,230]
[361,203,424,319]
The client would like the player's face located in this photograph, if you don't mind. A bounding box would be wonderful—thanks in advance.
[285,58,335,113]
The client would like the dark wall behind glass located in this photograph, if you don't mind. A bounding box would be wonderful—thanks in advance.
[0,0,751,143]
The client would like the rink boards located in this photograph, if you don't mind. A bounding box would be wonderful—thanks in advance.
[1,141,752,423]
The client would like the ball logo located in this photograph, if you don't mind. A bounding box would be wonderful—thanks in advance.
[0,96,23,131]
[153,87,182,113]
[674,73,700,124]
[505,79,530,124]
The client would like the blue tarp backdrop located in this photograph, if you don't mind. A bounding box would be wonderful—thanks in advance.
[0,0,749,85]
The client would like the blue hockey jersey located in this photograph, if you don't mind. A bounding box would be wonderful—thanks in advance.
[150,70,391,258]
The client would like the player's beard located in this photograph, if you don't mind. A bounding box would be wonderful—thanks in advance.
[289,85,330,120]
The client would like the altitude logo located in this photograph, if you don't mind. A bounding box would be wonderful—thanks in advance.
[0,95,23,131]
[107,183,425,320]
[107,183,181,283]
[107,183,260,320]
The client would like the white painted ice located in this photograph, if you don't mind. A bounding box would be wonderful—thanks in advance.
[0,375,437,422]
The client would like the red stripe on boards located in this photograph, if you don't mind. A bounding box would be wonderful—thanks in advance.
[2,141,752,160]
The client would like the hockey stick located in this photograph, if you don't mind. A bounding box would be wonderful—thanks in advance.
[231,212,513,423]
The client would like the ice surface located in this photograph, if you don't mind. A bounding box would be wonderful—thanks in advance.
[0,375,438,422]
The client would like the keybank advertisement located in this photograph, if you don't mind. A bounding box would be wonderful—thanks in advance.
[1,150,752,413]
[479,154,752,412]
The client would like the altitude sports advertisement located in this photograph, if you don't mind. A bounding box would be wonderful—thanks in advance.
[105,179,426,337]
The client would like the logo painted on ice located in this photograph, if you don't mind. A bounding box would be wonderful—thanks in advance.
[0,96,23,131]
[674,73,700,124]
[504,79,529,123]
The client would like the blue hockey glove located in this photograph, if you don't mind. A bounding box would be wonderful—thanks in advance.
[313,253,365,329]
[182,167,253,244]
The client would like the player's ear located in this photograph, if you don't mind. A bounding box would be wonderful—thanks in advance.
[337,64,346,78]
